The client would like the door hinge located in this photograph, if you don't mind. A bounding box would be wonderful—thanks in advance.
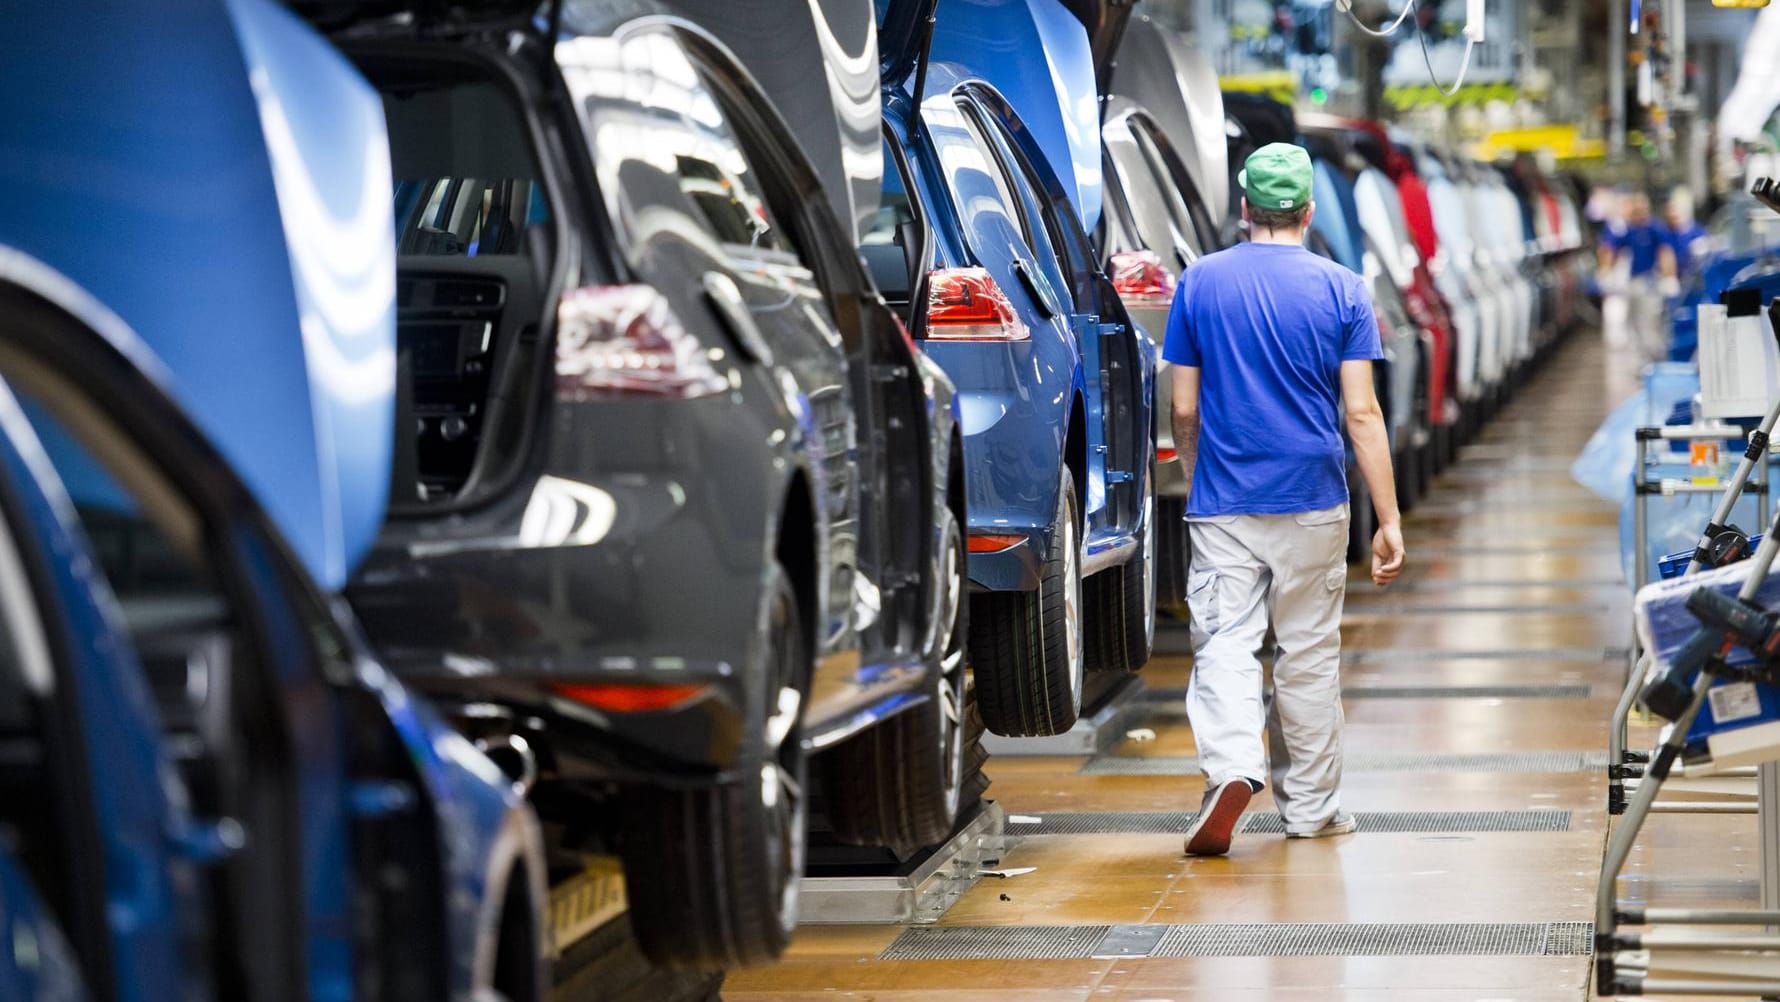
[1105,471,1133,484]
[1097,322,1123,338]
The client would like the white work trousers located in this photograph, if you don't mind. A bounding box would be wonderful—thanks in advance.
[1184,504,1348,834]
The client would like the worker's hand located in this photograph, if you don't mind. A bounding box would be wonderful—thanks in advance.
[1371,521,1406,588]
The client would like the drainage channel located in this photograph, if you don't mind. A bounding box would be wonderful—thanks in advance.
[1142,684,1594,702]
[1081,750,1611,776]
[881,922,1596,960]
[1005,809,1573,836]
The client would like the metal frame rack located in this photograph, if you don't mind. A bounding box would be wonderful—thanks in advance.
[1597,302,1780,996]
[1610,420,1773,815]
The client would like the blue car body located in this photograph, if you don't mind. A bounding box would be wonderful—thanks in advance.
[881,2,1154,594]
[0,1,546,998]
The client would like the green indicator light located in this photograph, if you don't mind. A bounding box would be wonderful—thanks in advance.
[1310,87,1328,104]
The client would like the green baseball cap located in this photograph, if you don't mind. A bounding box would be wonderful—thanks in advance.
[1238,142,1313,212]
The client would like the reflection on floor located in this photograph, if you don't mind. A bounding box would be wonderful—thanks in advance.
[725,333,1750,1000]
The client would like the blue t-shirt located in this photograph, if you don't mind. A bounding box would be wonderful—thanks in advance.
[1161,242,1384,518]
[1604,221,1671,277]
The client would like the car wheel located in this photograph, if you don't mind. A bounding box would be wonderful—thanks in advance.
[619,563,807,968]
[970,466,1083,737]
[1155,495,1191,619]
[822,505,968,851]
[1085,478,1156,673]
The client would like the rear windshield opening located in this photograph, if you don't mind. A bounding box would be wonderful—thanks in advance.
[861,136,924,311]
[371,62,556,508]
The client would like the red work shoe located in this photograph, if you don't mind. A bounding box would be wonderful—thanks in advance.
[1183,779,1252,856]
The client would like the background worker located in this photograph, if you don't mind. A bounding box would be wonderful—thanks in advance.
[1664,188,1710,280]
[1598,191,1678,362]
[1164,143,1407,858]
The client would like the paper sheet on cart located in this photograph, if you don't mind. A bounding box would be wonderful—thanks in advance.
[1633,559,1780,672]
[1697,303,1780,420]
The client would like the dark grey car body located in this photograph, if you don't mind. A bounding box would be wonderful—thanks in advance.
[330,5,962,793]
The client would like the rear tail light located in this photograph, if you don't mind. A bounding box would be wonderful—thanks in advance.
[924,267,1029,341]
[556,285,728,399]
[552,682,708,714]
[967,532,1027,554]
[1109,250,1177,307]
[1156,447,1178,463]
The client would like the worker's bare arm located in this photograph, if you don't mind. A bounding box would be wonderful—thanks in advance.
[1171,364,1201,504]
[1340,359,1405,587]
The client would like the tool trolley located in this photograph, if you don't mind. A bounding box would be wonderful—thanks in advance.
[1610,407,1774,815]
[1597,300,1780,997]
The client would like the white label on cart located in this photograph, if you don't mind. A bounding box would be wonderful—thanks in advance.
[1709,681,1763,724]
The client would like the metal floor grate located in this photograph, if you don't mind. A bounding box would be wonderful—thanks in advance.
[881,922,1595,960]
[1344,646,1628,665]
[1007,810,1572,836]
[1386,577,1624,591]
[1410,541,1603,556]
[1150,921,1596,958]
[1081,750,1610,776]
[1142,684,1592,703]
[881,925,1109,961]
[1343,603,1610,617]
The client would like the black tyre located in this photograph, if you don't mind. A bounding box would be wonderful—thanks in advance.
[619,564,807,968]
[1155,495,1191,619]
[1085,477,1156,673]
[823,505,969,852]
[970,467,1084,737]
[1415,437,1434,497]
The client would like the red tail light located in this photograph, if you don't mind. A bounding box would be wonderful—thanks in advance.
[1156,447,1178,463]
[552,682,708,714]
[1109,250,1177,307]
[925,267,1029,341]
[967,532,1027,553]
[555,285,728,399]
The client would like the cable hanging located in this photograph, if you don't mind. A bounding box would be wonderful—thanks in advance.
[1336,0,1418,39]
[1416,10,1477,97]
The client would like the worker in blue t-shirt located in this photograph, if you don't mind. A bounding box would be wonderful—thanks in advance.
[1163,143,1406,857]
[1664,189,1709,277]
[1598,192,1677,360]
[1599,192,1677,280]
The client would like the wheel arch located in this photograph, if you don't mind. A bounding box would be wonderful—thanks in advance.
[1063,391,1087,532]
[774,467,821,664]
[472,806,550,1002]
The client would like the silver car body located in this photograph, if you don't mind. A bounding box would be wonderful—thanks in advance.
[1109,17,1230,233]
[1099,96,1217,499]
[1352,166,1428,454]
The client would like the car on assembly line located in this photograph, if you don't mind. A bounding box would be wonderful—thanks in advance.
[295,0,972,967]
[1411,144,1503,434]
[865,0,1157,736]
[1094,15,1230,617]
[0,1,555,997]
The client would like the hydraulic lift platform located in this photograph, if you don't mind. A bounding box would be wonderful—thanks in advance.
[798,800,1012,924]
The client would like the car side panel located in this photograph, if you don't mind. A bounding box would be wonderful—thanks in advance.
[908,90,1079,591]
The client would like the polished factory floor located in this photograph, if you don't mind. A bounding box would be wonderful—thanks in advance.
[726,332,1756,1000]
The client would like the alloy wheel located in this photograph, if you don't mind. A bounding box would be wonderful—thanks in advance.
[935,510,967,818]
[762,602,807,932]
